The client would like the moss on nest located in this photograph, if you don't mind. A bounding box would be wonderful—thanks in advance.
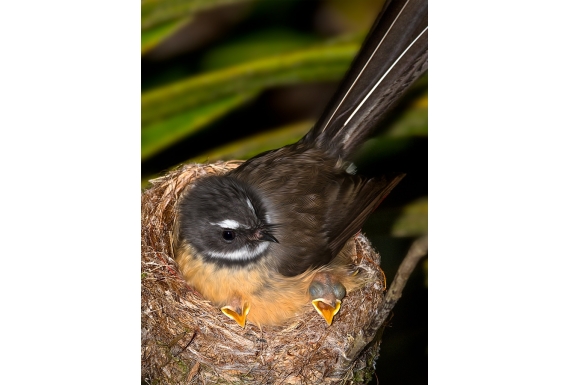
[141,161,387,384]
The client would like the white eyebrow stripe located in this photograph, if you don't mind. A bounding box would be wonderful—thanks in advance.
[343,25,428,127]
[322,0,411,132]
[212,219,242,229]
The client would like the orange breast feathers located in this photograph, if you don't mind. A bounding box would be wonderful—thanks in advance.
[175,240,364,327]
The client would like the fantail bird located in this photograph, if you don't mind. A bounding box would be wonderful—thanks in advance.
[174,0,427,328]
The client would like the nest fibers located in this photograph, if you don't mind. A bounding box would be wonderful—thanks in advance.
[141,161,387,384]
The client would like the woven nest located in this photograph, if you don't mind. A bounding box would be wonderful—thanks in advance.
[141,161,388,385]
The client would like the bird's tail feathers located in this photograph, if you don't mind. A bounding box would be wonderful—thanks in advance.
[302,0,428,160]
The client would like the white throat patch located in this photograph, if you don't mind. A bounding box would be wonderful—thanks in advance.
[206,242,269,261]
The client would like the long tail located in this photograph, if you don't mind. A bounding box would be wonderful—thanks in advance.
[302,0,428,160]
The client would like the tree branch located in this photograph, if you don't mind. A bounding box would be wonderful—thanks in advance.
[378,236,428,326]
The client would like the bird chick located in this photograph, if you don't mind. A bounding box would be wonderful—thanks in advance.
[309,272,347,326]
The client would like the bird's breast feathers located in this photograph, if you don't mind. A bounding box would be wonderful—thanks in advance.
[175,240,362,326]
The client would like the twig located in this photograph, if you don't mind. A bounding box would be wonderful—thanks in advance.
[378,236,428,326]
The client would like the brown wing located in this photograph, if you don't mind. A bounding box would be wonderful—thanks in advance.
[230,145,404,276]
[323,174,405,257]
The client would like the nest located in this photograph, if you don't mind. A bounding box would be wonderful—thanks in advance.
[141,161,388,384]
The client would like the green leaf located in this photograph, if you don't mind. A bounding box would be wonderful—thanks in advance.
[384,94,428,137]
[390,197,428,236]
[365,197,428,237]
[141,121,311,187]
[199,28,319,70]
[353,89,428,164]
[141,90,259,160]
[142,0,254,31]
[141,40,360,124]
[141,18,190,54]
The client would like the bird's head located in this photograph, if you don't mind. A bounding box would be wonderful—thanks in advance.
[178,175,278,264]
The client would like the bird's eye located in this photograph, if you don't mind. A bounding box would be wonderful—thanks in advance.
[222,229,236,242]
[333,284,346,299]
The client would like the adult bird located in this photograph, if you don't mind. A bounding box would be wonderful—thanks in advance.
[175,0,428,328]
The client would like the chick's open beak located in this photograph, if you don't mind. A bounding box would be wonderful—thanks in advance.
[221,301,250,328]
[309,272,347,326]
[311,298,342,326]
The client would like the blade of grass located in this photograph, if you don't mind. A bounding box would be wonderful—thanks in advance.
[364,197,428,237]
[199,28,319,70]
[141,120,312,187]
[390,197,428,236]
[142,0,254,30]
[141,90,259,160]
[142,41,360,124]
[141,18,191,54]
[383,93,428,137]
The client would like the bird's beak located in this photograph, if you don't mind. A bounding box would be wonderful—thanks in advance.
[311,298,342,326]
[258,230,279,244]
[221,302,250,328]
